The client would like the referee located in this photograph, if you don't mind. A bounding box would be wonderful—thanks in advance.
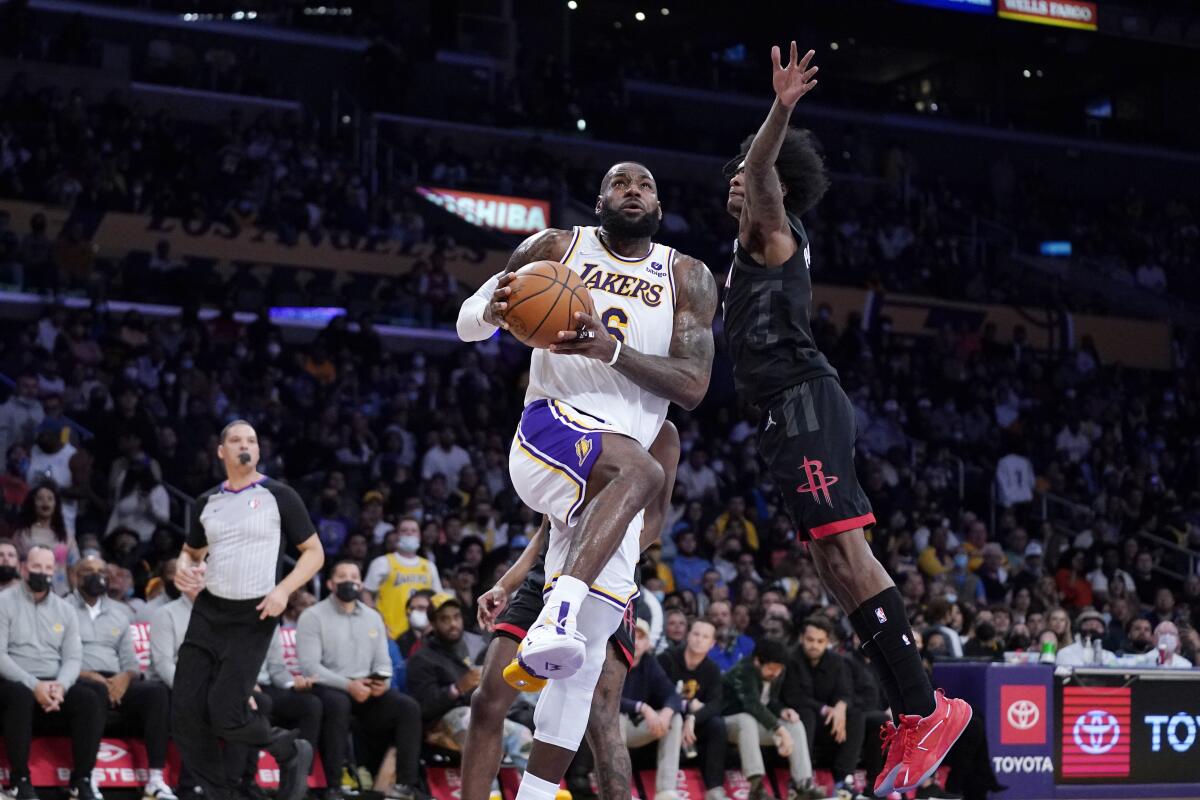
[174,420,324,800]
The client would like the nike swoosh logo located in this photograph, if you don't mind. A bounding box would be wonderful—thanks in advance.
[917,718,945,750]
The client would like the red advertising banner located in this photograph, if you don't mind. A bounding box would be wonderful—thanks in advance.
[280,625,303,677]
[1061,686,1131,778]
[640,769,702,800]
[130,621,152,673]
[1001,684,1047,745]
[0,740,324,789]
[416,187,550,234]
[997,0,1098,30]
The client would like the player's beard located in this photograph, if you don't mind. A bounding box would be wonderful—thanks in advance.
[598,201,661,240]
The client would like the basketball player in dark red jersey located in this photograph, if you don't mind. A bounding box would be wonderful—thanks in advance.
[720,43,971,797]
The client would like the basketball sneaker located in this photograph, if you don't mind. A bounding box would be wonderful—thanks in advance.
[892,690,973,794]
[873,719,915,797]
[513,601,588,683]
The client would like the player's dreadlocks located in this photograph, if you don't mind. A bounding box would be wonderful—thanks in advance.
[726,128,830,217]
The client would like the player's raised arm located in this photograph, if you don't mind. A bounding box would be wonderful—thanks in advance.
[740,42,818,262]
[548,254,716,410]
[456,228,573,340]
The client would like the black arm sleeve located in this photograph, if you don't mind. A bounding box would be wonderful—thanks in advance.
[187,490,215,549]
[265,480,317,547]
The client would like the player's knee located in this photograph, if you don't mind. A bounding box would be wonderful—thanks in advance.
[469,683,509,726]
[622,450,663,501]
[812,534,856,584]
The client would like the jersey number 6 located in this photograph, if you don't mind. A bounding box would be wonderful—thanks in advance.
[601,307,629,343]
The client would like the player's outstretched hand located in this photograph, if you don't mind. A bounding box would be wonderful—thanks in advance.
[477,585,509,631]
[549,312,617,362]
[485,273,516,329]
[772,41,818,108]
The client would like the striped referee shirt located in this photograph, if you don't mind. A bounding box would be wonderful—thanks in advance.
[188,477,315,601]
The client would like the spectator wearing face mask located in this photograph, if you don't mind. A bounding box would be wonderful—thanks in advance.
[396,590,434,659]
[1124,621,1192,669]
[297,559,424,800]
[68,555,175,800]
[1055,610,1117,667]
[0,545,106,800]
[363,516,443,640]
[944,546,984,604]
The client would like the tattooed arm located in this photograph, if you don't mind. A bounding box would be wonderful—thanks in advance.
[456,228,573,339]
[549,254,717,410]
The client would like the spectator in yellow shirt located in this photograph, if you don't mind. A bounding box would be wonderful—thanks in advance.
[714,495,759,551]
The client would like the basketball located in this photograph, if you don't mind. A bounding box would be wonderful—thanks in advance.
[501,261,595,349]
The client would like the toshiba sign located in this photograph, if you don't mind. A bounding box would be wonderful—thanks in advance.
[417,187,550,234]
[997,0,1097,30]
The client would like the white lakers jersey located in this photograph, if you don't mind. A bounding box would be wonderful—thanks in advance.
[524,226,677,448]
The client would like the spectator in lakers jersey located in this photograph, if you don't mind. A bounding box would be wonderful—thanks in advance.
[364,516,442,639]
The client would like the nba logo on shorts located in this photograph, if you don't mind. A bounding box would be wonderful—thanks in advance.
[875,608,887,624]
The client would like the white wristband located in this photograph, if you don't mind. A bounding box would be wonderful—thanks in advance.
[606,339,622,366]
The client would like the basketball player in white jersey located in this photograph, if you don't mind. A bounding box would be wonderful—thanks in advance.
[457,161,717,800]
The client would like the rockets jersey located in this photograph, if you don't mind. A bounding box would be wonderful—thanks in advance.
[524,225,677,448]
[722,212,835,404]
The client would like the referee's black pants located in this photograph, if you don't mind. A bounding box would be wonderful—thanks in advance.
[224,687,325,785]
[172,591,297,800]
[0,678,106,783]
[312,685,422,788]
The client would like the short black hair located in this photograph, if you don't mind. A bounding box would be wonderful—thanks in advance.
[220,419,255,443]
[328,557,362,578]
[803,615,834,638]
[753,638,788,666]
[728,129,830,217]
[406,588,435,610]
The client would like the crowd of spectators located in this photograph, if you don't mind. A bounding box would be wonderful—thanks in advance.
[0,10,1197,797]
[0,240,1196,796]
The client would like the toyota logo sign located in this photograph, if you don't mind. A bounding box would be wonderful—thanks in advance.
[1074,710,1121,755]
[1007,699,1040,730]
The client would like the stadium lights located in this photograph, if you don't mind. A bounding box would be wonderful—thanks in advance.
[576,118,587,131]
[341,115,351,124]
[830,41,839,50]
[1022,69,1032,78]
[567,0,577,8]
[660,7,669,14]
[635,11,646,21]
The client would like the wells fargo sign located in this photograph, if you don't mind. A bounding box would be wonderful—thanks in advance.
[997,0,1098,30]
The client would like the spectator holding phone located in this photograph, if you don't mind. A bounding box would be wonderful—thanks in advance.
[297,559,424,800]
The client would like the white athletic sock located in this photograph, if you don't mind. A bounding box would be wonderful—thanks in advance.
[515,772,560,800]
[544,575,588,623]
[148,768,164,783]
